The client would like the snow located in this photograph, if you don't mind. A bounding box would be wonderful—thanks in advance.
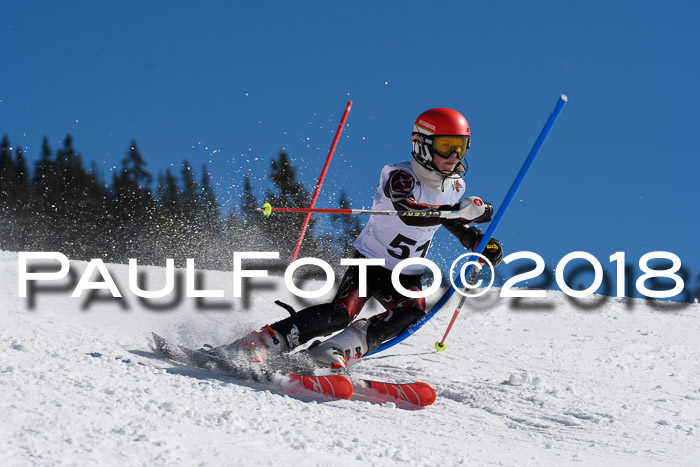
[2,250,700,466]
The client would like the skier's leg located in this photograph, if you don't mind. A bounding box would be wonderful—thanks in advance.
[224,302,350,362]
[268,254,378,349]
[305,306,426,369]
[226,253,373,362]
[269,302,351,350]
[364,306,425,351]
[305,318,371,369]
[307,269,426,368]
[364,271,426,351]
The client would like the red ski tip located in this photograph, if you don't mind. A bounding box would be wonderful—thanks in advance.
[363,380,437,407]
[288,374,354,400]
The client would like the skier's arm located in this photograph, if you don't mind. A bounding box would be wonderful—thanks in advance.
[440,196,493,222]
[383,170,450,226]
[443,223,504,267]
[440,196,502,265]
[384,170,494,227]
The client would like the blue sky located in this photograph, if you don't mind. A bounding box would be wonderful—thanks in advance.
[2,1,699,302]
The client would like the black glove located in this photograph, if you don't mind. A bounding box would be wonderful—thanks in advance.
[459,227,503,267]
[482,238,503,267]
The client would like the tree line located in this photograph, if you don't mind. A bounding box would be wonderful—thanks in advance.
[0,134,361,271]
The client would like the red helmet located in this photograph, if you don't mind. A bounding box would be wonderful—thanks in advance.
[411,107,471,175]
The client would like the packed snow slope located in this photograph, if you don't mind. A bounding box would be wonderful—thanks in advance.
[1,251,700,466]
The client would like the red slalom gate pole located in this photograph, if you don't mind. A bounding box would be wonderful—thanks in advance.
[290,100,352,263]
[434,295,466,351]
[434,266,479,351]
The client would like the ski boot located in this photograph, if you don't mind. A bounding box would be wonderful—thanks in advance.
[306,319,369,369]
[223,325,289,364]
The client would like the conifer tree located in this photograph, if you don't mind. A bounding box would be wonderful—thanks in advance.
[0,135,17,200]
[0,136,18,250]
[158,168,180,217]
[15,147,29,188]
[199,165,220,224]
[263,151,320,259]
[331,190,362,259]
[32,137,53,201]
[152,168,187,265]
[110,140,155,261]
[81,161,110,259]
[12,147,40,250]
[220,175,251,252]
[179,160,199,225]
[113,140,153,212]
[55,134,95,257]
[30,137,57,250]
[240,173,259,229]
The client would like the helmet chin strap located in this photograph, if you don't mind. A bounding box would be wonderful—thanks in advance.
[432,152,467,176]
[442,160,467,177]
[436,158,468,191]
[411,140,467,192]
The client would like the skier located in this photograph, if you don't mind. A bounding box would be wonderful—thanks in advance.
[229,107,503,369]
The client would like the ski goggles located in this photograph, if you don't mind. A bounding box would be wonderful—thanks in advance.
[413,134,470,159]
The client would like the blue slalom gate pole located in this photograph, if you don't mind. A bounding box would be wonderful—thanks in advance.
[368,94,568,356]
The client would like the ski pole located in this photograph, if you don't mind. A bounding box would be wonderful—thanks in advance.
[434,265,480,351]
[262,203,445,218]
[290,100,352,263]
[261,201,488,219]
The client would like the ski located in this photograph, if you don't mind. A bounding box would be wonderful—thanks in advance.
[279,348,436,406]
[151,334,435,406]
[351,378,436,407]
[280,352,437,407]
[286,374,354,400]
[151,333,353,401]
